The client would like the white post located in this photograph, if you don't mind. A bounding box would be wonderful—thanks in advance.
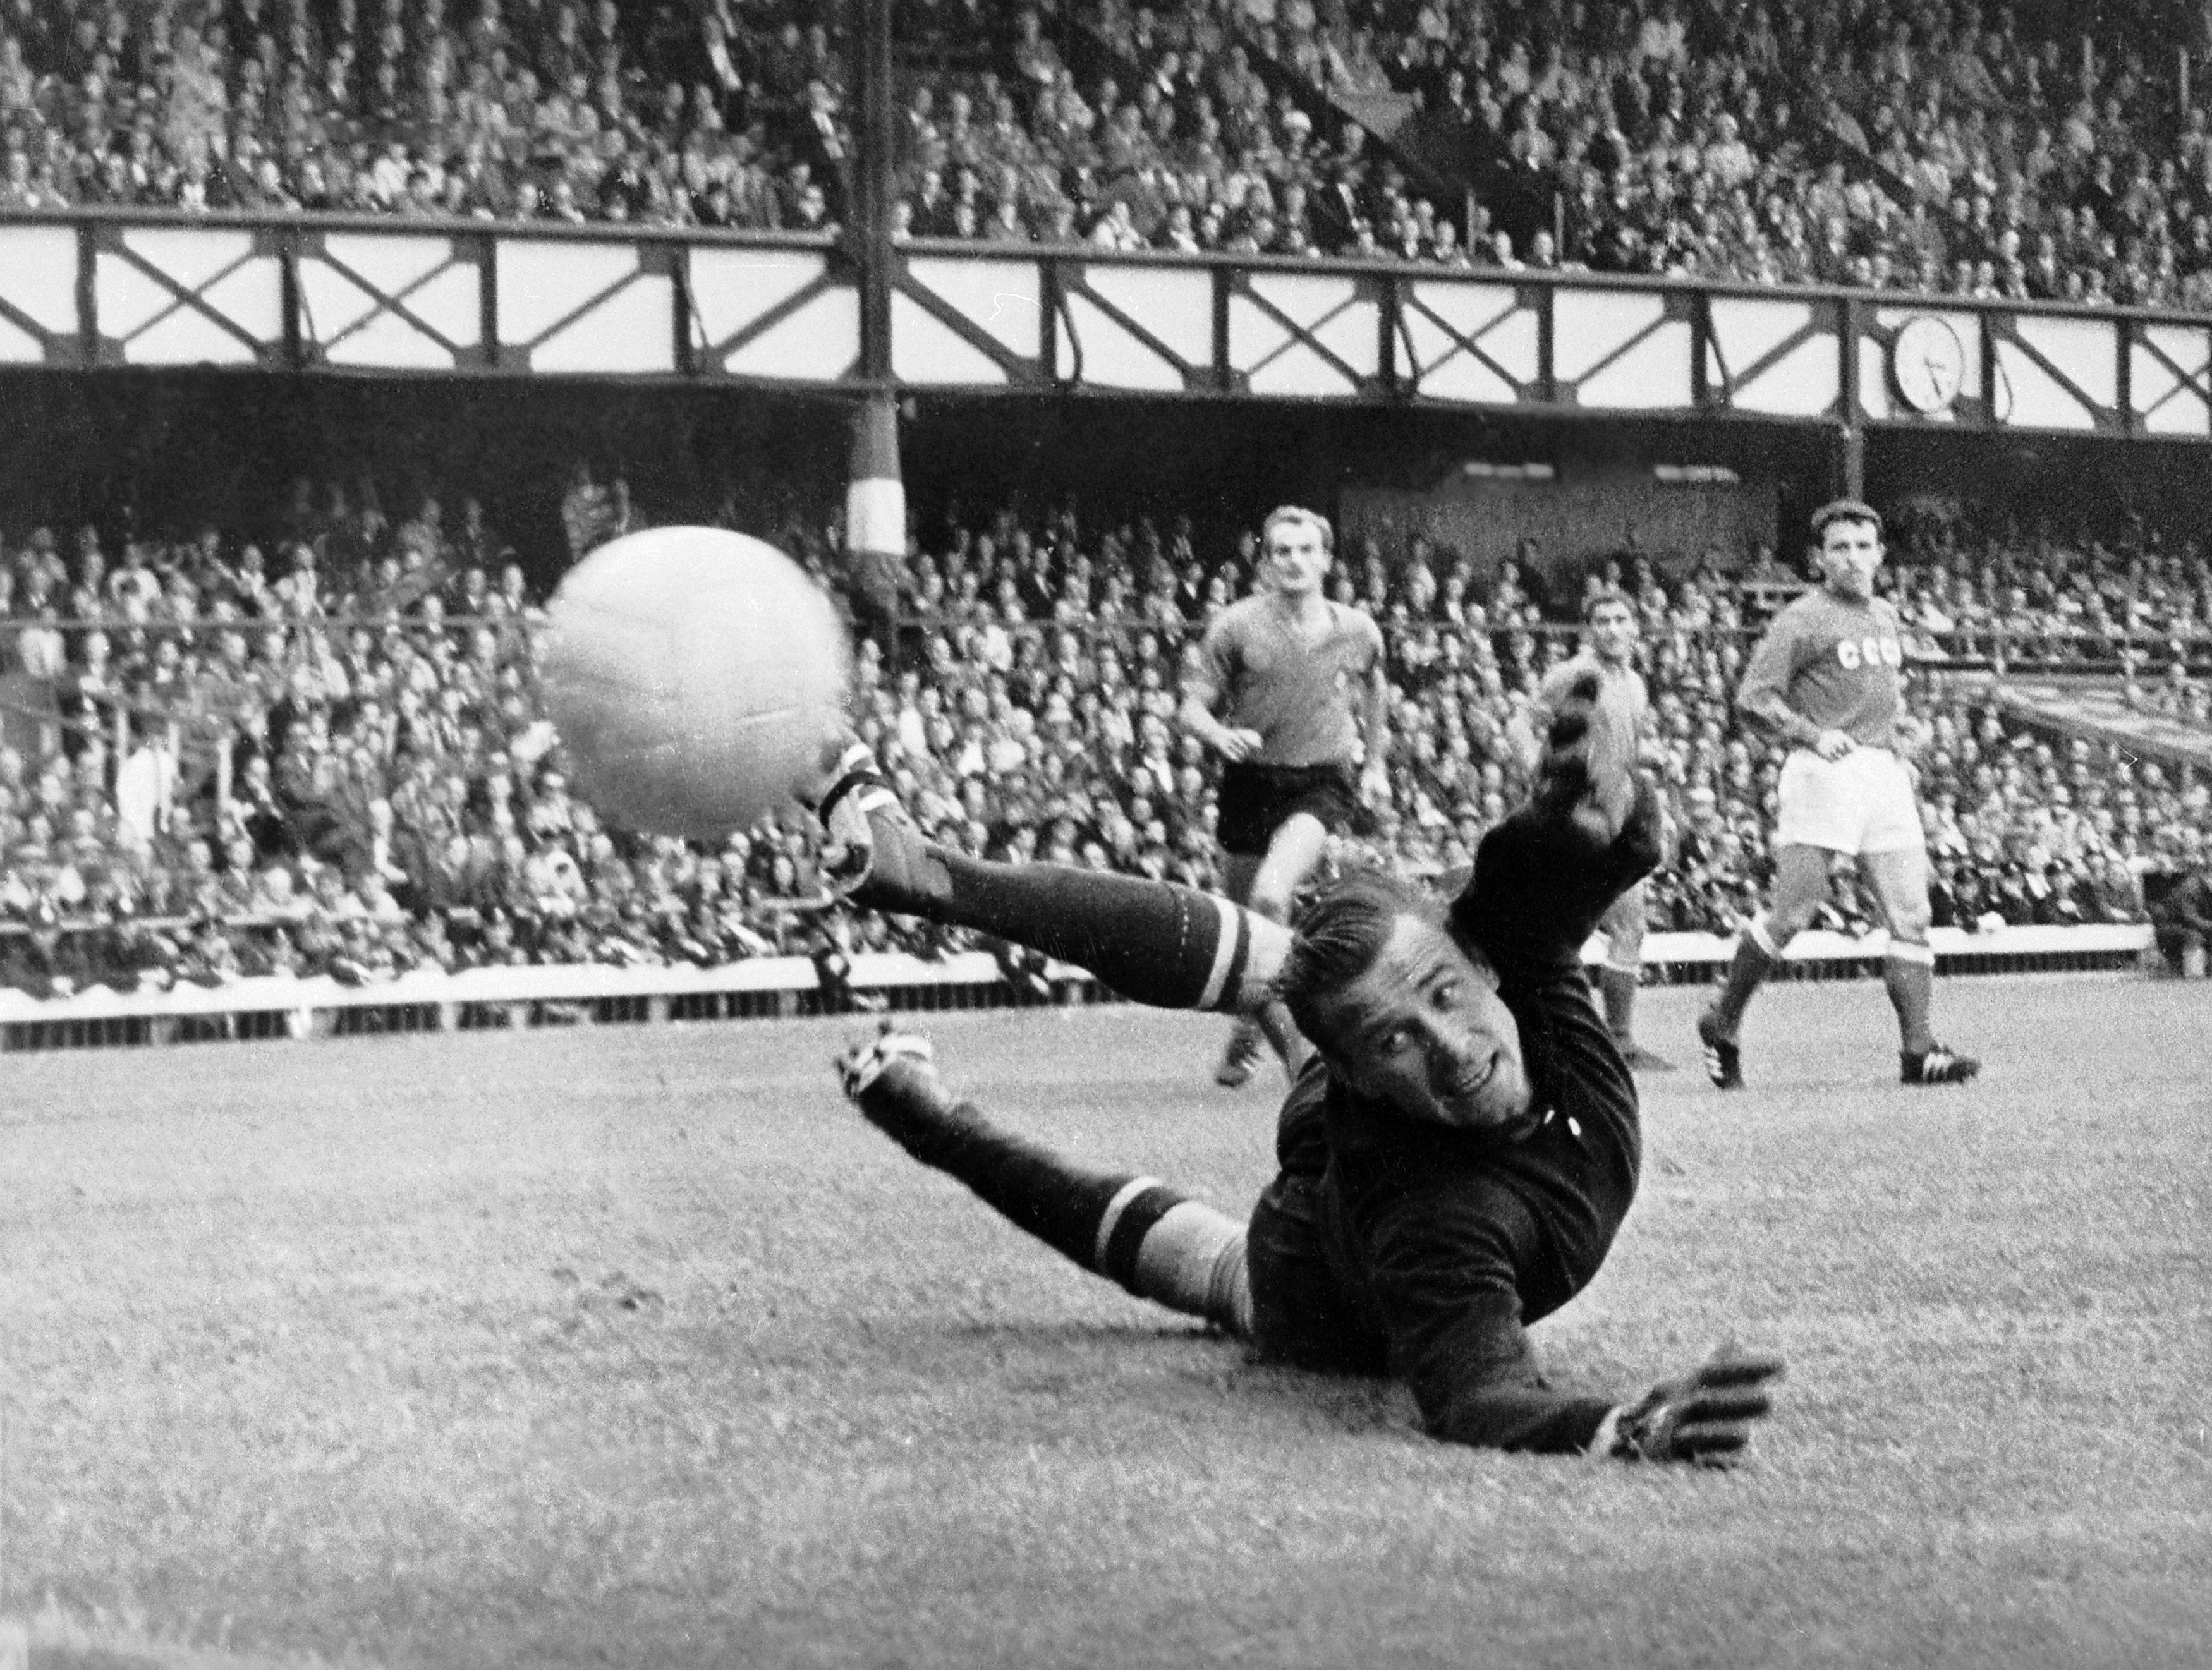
[164,718,181,830]
[215,722,233,824]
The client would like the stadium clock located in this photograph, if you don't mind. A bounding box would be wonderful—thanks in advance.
[1892,316,1967,414]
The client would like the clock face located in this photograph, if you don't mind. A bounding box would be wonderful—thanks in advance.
[1892,316,1967,414]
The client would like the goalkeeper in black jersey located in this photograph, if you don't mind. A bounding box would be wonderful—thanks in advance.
[807,676,1784,1463]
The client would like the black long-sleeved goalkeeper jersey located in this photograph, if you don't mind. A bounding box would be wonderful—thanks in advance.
[1255,785,1662,1453]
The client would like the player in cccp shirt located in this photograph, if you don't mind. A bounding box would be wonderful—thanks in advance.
[1696,500,1981,1089]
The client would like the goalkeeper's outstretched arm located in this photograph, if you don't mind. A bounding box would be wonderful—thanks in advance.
[1363,1192,1784,1463]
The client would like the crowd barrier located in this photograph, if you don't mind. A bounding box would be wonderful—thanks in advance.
[0,923,2157,1053]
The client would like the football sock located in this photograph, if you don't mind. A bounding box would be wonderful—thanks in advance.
[1595,964,1638,1043]
[1707,919,1780,1037]
[1883,941,1936,1055]
[832,760,1286,1013]
[854,1067,1251,1334]
[933,852,1288,1014]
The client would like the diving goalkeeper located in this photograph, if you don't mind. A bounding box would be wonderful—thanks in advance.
[808,674,1784,1463]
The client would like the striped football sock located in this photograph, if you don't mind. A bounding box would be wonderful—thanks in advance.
[935,852,1289,1015]
[854,1070,1251,1336]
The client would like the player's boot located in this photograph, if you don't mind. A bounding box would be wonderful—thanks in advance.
[838,1024,940,1101]
[1620,1041,1676,1073]
[836,1027,981,1159]
[1696,1010,1743,1090]
[1900,1044,1981,1086]
[808,742,956,920]
[1214,1019,1265,1089]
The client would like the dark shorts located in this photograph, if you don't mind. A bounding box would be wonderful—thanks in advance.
[1216,759,1363,858]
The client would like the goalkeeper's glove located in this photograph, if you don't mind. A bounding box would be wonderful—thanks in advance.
[1596,1346,1786,1467]
[1532,671,1638,845]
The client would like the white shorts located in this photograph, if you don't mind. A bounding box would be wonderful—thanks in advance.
[1775,747,1923,856]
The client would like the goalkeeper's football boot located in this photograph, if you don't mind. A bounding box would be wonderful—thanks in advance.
[1900,1044,1981,1086]
[806,741,956,920]
[1696,1010,1743,1090]
[838,1023,939,1101]
[1620,1043,1677,1074]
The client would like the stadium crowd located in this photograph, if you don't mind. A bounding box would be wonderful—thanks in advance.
[1242,0,2212,305]
[0,0,856,228]
[7,0,2212,312]
[3,473,2210,1000]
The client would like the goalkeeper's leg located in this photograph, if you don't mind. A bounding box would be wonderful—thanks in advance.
[814,746,1289,1016]
[840,1033,1253,1336]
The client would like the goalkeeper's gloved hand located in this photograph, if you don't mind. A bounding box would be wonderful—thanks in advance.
[1598,1346,1786,1467]
[1533,672,1638,846]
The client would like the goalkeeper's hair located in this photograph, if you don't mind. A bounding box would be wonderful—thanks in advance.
[1280,868,1456,1045]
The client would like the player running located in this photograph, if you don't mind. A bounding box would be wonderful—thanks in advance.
[806,678,1785,1463]
[1696,499,1980,1090]
[1180,506,1389,1089]
[1521,588,1672,1072]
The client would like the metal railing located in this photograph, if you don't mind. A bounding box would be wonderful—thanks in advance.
[0,924,2160,1055]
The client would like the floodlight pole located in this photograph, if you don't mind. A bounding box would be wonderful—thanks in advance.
[853,0,896,389]
[843,0,908,654]
[1837,420,1866,502]
[1835,296,1866,502]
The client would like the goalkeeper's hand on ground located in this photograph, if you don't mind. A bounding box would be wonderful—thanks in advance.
[1595,1346,1786,1467]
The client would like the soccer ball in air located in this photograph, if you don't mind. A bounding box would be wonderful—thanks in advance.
[542,527,851,841]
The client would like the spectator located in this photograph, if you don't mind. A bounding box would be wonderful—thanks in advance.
[4,482,2206,1000]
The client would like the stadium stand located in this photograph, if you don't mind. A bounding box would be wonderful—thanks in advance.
[1238,0,2212,300]
[3,474,2204,1013]
[861,0,2212,309]
[0,0,848,226]
[0,0,2208,308]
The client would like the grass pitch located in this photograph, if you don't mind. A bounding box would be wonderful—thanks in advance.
[3,977,2209,1670]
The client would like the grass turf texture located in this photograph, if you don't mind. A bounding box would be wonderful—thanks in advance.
[3,977,2208,1670]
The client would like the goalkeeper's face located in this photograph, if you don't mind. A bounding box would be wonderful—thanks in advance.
[1305,914,1534,1137]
